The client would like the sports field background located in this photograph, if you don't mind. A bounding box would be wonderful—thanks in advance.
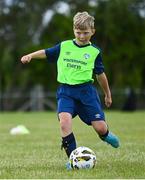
[0,111,145,179]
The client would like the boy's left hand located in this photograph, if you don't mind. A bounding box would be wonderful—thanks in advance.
[105,95,112,108]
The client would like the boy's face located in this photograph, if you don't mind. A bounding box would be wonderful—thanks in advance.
[74,27,95,45]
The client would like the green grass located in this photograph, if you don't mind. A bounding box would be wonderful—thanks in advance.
[0,111,145,179]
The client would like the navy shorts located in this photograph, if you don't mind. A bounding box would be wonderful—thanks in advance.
[56,83,105,125]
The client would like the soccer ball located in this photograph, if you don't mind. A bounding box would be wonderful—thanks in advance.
[69,146,96,169]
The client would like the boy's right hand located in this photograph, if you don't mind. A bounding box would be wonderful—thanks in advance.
[21,55,32,64]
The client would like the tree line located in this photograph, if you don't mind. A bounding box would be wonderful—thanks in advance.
[0,0,145,93]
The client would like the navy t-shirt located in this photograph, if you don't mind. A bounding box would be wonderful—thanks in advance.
[45,41,104,75]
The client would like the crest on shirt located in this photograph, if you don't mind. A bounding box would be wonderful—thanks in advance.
[83,53,90,59]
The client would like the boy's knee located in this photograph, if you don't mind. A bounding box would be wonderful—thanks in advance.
[59,112,72,134]
[60,120,70,132]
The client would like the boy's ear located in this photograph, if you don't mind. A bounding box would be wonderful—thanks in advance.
[92,29,95,35]
[73,27,76,33]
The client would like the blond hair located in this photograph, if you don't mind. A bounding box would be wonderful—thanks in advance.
[73,11,95,30]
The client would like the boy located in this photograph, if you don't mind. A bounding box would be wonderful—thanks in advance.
[21,11,120,169]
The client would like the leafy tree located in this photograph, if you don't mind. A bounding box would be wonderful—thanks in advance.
[0,0,145,92]
[93,0,145,88]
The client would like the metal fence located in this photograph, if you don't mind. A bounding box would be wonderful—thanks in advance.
[0,85,145,111]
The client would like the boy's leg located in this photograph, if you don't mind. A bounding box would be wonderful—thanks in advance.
[59,112,76,157]
[91,121,120,148]
[57,85,78,169]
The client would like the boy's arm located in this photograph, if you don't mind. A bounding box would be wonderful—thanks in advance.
[96,72,112,107]
[21,50,46,64]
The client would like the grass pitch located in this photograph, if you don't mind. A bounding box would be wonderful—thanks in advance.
[0,111,145,179]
